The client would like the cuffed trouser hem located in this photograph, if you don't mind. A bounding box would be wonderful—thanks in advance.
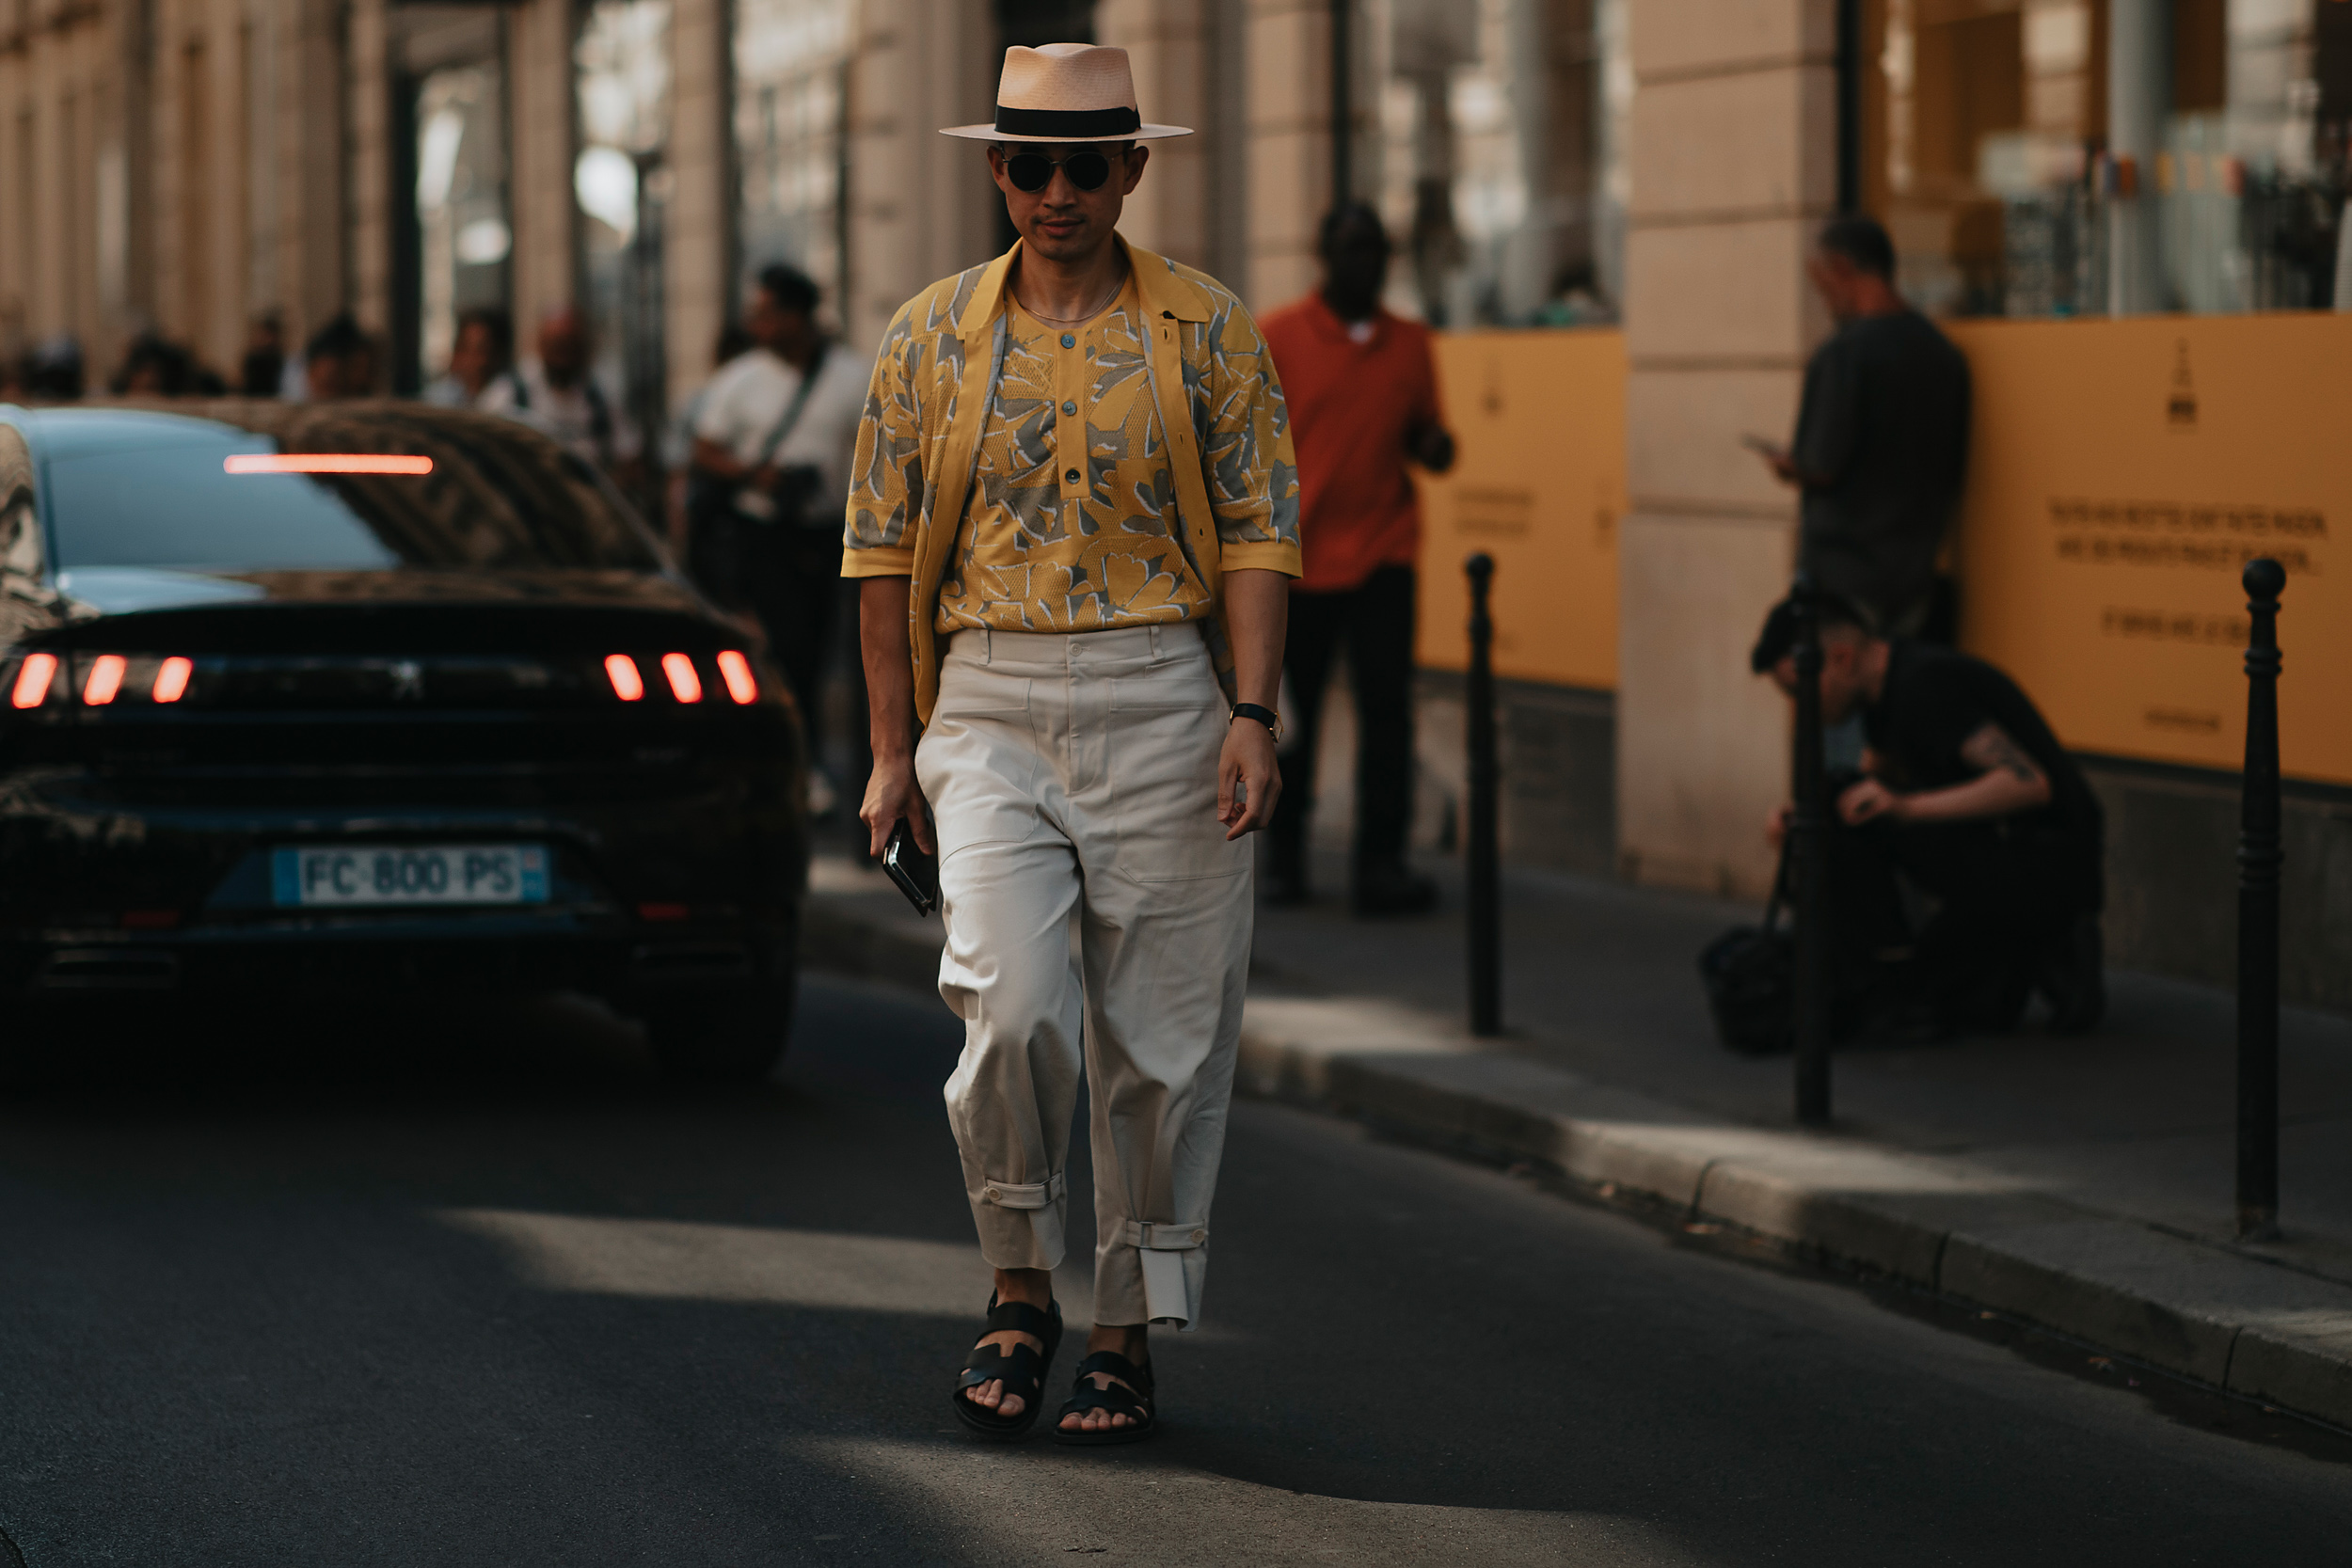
[1090,1219,1211,1328]
[963,1169,1070,1272]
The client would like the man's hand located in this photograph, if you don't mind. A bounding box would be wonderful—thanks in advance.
[1837,777,1907,826]
[1218,716,1280,840]
[1765,802,1793,848]
[1407,420,1456,474]
[860,753,932,860]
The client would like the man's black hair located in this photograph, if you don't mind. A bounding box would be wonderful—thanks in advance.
[305,311,372,365]
[1815,214,1896,280]
[1750,590,1873,674]
[1318,200,1389,257]
[755,263,820,319]
[456,305,514,359]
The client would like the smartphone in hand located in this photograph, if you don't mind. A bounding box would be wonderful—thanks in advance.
[882,817,939,916]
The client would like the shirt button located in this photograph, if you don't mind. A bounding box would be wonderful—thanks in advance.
[1060,333,1076,348]
[1061,401,1076,417]
[1065,468,1081,484]
[1190,1228,1206,1243]
[984,1188,1001,1202]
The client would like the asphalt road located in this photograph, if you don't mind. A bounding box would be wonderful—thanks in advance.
[0,975,2346,1566]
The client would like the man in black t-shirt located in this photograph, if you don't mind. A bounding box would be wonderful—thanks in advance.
[1758,217,1970,637]
[1753,594,2105,1036]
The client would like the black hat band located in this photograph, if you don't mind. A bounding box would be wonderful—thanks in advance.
[993,103,1142,138]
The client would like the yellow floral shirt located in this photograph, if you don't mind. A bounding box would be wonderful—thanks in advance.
[843,248,1300,636]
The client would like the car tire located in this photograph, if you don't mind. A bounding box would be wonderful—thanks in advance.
[645,975,795,1085]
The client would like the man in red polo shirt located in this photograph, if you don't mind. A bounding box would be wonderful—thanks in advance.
[1261,203,1455,914]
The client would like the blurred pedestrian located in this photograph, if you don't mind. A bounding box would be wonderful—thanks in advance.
[112,333,199,396]
[1260,201,1455,915]
[1756,215,1970,640]
[303,314,379,401]
[481,307,640,484]
[27,336,84,401]
[664,323,755,551]
[423,307,512,407]
[850,43,1299,1445]
[1753,593,2105,1038]
[240,314,287,398]
[689,264,866,808]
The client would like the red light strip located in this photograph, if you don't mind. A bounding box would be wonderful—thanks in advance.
[83,654,126,705]
[152,657,194,704]
[10,652,56,709]
[224,453,434,476]
[661,653,703,704]
[715,650,757,705]
[604,654,644,701]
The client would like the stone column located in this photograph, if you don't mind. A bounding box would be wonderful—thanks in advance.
[346,0,391,340]
[843,0,996,353]
[280,0,348,343]
[507,0,579,338]
[1242,0,1328,311]
[1614,0,1836,898]
[1097,0,1210,270]
[665,0,729,404]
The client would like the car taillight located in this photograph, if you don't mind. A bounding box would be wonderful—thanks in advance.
[604,654,644,701]
[9,652,56,708]
[715,650,757,705]
[83,654,127,705]
[661,653,702,704]
[152,657,194,703]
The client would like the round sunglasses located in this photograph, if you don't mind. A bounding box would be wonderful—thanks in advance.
[1004,150,1117,194]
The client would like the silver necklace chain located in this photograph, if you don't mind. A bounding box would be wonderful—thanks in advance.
[1016,267,1125,327]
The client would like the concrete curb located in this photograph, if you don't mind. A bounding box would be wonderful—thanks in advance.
[803,895,2352,1433]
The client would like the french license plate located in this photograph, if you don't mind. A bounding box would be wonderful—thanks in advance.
[271,845,549,908]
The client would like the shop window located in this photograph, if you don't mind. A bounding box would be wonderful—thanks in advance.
[733,0,851,325]
[574,0,672,452]
[1372,0,1625,327]
[412,64,511,389]
[1867,0,2350,317]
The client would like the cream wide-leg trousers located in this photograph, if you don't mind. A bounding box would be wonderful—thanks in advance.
[915,624,1252,1330]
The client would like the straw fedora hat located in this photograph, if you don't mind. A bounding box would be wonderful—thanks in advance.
[941,43,1193,143]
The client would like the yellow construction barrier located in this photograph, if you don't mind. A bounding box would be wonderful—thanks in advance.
[1949,313,2352,787]
[1413,328,1624,690]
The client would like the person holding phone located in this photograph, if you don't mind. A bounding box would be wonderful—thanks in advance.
[1752,216,1970,640]
[842,44,1300,1447]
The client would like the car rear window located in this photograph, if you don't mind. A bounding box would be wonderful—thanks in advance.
[43,408,664,574]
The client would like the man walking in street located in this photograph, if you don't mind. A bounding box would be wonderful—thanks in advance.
[690,264,867,807]
[1759,216,1971,639]
[845,42,1298,1445]
[1260,203,1454,913]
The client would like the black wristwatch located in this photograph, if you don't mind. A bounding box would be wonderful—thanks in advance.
[1231,702,1282,742]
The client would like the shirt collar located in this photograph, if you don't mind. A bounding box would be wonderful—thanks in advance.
[959,233,1210,341]
[1309,292,1382,345]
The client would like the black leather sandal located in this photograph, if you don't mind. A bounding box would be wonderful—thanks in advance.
[1053,1350,1155,1446]
[951,1295,1062,1440]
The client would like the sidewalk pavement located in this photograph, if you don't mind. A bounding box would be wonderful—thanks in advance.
[801,848,2352,1433]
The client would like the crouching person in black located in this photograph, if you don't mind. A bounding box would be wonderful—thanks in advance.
[1753,594,2106,1037]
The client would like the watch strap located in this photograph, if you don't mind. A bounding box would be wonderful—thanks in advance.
[1231,702,1282,741]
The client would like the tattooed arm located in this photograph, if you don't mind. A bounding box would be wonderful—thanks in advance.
[1837,722,2054,826]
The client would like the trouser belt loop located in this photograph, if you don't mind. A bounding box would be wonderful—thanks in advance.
[1119,1218,1209,1250]
[979,1171,1066,1210]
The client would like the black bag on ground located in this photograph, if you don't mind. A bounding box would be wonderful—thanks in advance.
[1698,846,1793,1056]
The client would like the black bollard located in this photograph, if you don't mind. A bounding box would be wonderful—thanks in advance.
[1789,580,1832,1126]
[1466,553,1502,1037]
[2237,558,2285,1239]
